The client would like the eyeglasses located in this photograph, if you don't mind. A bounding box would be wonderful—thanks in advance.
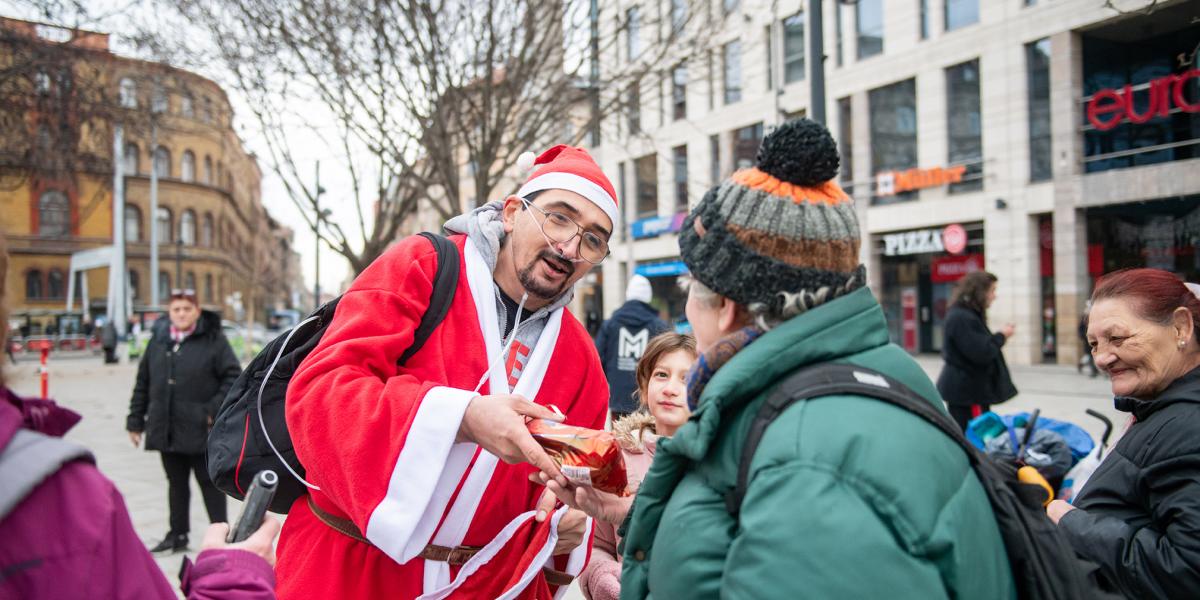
[169,288,198,301]
[521,199,610,265]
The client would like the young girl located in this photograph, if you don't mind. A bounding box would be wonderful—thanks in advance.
[580,332,696,600]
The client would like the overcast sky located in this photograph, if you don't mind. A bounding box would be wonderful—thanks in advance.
[3,0,364,296]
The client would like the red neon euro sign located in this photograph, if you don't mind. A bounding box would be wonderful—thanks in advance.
[1087,69,1200,131]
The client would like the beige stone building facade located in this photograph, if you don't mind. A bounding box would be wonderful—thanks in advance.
[590,0,1200,365]
[1,17,299,336]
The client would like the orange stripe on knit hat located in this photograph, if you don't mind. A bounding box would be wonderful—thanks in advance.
[732,168,851,206]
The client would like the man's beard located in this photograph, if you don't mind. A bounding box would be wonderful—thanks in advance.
[517,249,574,300]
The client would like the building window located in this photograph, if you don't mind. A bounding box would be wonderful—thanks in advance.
[627,80,641,135]
[124,205,141,242]
[202,97,213,123]
[119,77,137,108]
[1027,39,1052,182]
[869,78,918,204]
[26,270,43,299]
[47,269,64,299]
[157,207,173,243]
[919,0,930,39]
[838,96,854,197]
[723,40,742,104]
[672,64,687,120]
[151,85,168,113]
[180,94,194,118]
[38,190,70,236]
[128,269,140,301]
[204,273,214,303]
[203,156,213,184]
[180,210,197,245]
[124,143,139,175]
[158,272,170,304]
[635,154,658,217]
[671,0,687,35]
[945,0,979,32]
[153,146,171,178]
[783,12,806,84]
[202,213,214,246]
[856,0,884,60]
[181,150,196,182]
[35,69,51,94]
[732,122,763,171]
[184,271,196,293]
[946,59,983,193]
[626,7,640,60]
[673,145,688,211]
[710,134,721,184]
[1078,31,1199,173]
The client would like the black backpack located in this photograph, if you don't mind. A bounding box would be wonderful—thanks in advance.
[724,362,1103,600]
[207,232,460,513]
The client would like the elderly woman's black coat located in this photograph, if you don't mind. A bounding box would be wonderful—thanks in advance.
[936,304,1017,407]
[125,311,241,454]
[1058,365,1200,599]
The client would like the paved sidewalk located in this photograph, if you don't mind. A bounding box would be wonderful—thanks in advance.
[4,351,1122,599]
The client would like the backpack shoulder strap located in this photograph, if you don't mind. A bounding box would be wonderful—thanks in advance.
[398,232,460,365]
[0,429,95,520]
[726,362,974,515]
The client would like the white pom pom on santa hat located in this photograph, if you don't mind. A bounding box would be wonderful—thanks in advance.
[516,151,537,173]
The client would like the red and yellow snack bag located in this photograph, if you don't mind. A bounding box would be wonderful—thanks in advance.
[528,419,629,496]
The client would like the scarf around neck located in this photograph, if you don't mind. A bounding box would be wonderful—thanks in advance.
[686,326,762,410]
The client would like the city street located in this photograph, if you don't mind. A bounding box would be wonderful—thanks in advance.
[5,349,1123,598]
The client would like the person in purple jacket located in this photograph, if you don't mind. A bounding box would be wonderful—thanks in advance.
[0,232,278,599]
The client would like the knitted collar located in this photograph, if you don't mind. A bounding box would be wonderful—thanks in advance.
[686,327,763,410]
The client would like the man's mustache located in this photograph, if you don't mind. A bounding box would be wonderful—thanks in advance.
[534,249,573,272]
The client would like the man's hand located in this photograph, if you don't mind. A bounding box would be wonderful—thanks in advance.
[552,509,588,556]
[1046,499,1076,525]
[128,431,142,448]
[458,394,566,485]
[1001,323,1016,339]
[201,517,283,566]
[533,473,632,526]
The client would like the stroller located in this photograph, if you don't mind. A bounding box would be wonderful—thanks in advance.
[967,409,1114,502]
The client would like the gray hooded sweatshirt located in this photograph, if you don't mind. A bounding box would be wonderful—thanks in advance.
[443,201,575,378]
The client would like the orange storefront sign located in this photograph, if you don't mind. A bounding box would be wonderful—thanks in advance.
[876,165,967,197]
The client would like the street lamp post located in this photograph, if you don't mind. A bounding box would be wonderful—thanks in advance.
[175,238,184,291]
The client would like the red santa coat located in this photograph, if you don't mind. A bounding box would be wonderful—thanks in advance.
[276,234,608,599]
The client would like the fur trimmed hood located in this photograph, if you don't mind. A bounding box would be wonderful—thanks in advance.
[611,411,658,453]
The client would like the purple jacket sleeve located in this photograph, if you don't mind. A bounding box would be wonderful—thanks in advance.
[181,550,277,600]
[84,466,179,599]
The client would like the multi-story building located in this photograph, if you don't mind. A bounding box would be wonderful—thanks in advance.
[591,0,1199,365]
[0,17,297,336]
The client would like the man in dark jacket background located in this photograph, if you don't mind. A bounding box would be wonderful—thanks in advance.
[594,275,668,418]
[126,289,241,553]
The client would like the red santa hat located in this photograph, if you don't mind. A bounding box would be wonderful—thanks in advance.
[515,145,619,226]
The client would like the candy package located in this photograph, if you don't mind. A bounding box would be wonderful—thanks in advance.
[528,419,629,496]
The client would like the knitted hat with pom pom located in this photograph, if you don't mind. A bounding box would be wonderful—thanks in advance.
[679,118,865,314]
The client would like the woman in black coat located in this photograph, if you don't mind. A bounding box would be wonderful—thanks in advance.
[126,290,241,553]
[936,271,1017,430]
[1048,268,1200,599]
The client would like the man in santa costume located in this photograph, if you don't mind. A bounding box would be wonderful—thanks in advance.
[275,145,617,599]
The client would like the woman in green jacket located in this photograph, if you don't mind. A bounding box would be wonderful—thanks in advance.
[614,119,1015,599]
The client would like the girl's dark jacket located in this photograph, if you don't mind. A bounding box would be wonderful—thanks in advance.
[125,311,241,454]
[936,303,1017,407]
[1059,365,1200,599]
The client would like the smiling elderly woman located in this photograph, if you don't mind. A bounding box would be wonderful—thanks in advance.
[1047,268,1200,599]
